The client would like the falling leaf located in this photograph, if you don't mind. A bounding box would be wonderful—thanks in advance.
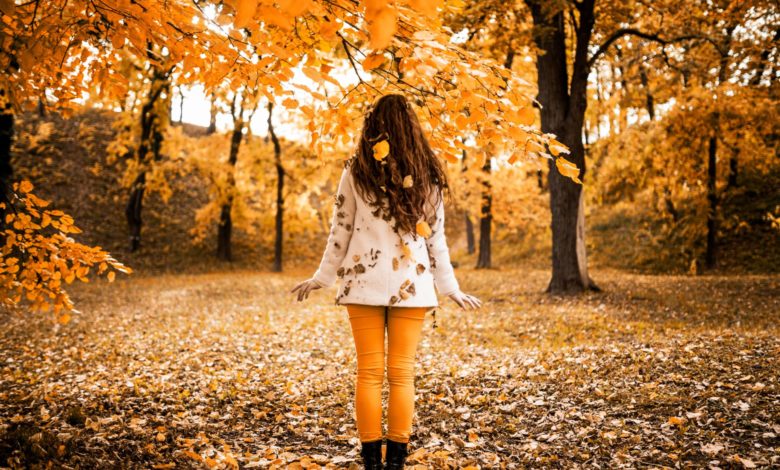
[373,140,390,161]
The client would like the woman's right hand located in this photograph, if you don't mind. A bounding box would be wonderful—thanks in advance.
[448,290,482,310]
[291,278,324,302]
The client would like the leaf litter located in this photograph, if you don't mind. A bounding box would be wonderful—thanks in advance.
[0,268,778,468]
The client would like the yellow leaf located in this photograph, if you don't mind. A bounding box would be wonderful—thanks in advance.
[373,140,389,161]
[234,0,257,29]
[555,157,582,184]
[416,220,432,238]
[107,271,116,283]
[402,175,413,188]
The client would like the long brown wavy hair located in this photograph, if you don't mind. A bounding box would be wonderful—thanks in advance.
[349,94,449,237]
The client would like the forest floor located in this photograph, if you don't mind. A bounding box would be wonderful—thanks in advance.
[0,268,778,469]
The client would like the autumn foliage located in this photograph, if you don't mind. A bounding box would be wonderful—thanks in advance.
[0,181,130,319]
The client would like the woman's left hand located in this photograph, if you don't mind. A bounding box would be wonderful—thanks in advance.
[448,290,482,310]
[291,278,324,302]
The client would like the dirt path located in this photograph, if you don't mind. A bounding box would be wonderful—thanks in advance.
[1,268,778,468]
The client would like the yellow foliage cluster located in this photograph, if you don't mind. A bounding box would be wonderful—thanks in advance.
[0,181,131,320]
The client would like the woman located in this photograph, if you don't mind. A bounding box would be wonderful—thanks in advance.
[291,93,482,469]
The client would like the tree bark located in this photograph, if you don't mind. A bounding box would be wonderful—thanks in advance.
[269,102,284,272]
[639,65,655,120]
[125,72,169,252]
[207,93,217,135]
[527,0,597,293]
[465,213,476,255]
[706,135,718,269]
[0,90,14,232]
[727,148,738,188]
[704,26,734,270]
[476,155,492,269]
[475,48,516,269]
[217,94,247,261]
[461,149,475,254]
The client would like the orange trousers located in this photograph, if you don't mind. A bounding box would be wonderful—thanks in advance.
[346,304,429,443]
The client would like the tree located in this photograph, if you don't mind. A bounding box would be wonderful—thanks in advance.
[218,88,259,261]
[268,103,284,272]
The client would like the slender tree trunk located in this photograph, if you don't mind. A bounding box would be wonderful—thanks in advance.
[728,148,739,188]
[217,92,248,261]
[527,0,597,293]
[125,58,170,252]
[706,135,718,269]
[37,96,46,118]
[0,90,14,231]
[177,85,184,124]
[269,103,284,272]
[217,118,243,261]
[704,27,734,270]
[476,155,492,269]
[207,93,217,135]
[465,214,476,255]
[639,65,655,120]
[475,48,515,268]
[461,149,475,254]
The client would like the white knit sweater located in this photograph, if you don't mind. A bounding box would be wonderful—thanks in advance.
[312,161,460,307]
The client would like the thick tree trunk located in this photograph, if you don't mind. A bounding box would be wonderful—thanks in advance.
[269,103,284,272]
[528,0,597,293]
[476,156,492,269]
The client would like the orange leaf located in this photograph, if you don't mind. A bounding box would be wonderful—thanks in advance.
[234,0,257,29]
[362,53,386,71]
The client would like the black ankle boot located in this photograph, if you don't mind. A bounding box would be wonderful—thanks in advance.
[385,439,408,469]
[359,439,384,469]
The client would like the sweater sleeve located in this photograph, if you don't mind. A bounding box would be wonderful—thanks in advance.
[425,191,460,297]
[312,165,357,288]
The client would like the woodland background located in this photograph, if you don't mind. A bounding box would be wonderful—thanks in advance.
[0,0,778,468]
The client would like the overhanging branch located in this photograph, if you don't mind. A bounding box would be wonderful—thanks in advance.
[588,28,702,69]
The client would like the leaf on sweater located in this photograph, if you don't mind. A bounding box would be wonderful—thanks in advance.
[416,221,432,238]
